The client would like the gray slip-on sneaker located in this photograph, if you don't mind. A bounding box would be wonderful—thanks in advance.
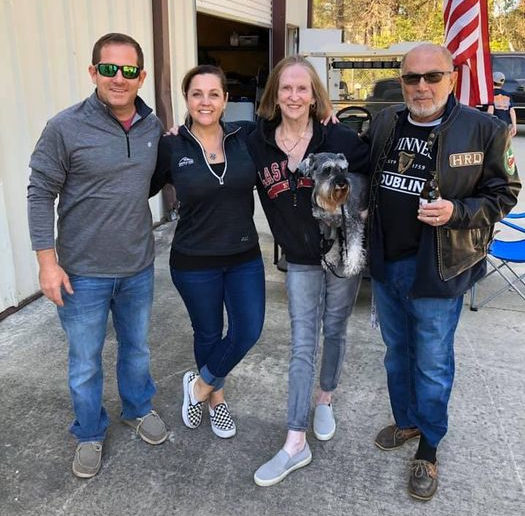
[123,410,168,445]
[313,403,336,441]
[254,443,312,487]
[72,441,103,479]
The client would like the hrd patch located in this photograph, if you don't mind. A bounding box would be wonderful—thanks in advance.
[448,152,484,167]
[504,146,516,175]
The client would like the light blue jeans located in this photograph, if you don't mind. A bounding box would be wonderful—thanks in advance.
[57,265,156,442]
[286,263,361,431]
[372,255,463,447]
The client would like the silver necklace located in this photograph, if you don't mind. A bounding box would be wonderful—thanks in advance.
[190,127,222,162]
[277,121,312,157]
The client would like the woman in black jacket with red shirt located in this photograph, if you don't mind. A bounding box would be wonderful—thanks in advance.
[250,56,369,486]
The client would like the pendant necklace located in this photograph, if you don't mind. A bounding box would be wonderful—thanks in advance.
[278,120,312,159]
[190,127,222,163]
[278,121,312,207]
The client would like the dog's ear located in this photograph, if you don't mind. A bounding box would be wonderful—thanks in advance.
[336,153,348,169]
[298,153,315,177]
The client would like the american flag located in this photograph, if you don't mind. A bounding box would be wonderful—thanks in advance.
[443,0,493,106]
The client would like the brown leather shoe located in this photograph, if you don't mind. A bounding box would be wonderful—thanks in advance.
[374,424,421,450]
[408,459,438,501]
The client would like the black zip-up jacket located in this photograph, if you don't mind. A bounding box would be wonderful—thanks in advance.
[248,119,369,265]
[150,121,259,258]
[364,94,521,297]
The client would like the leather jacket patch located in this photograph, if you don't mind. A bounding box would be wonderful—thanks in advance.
[504,146,516,175]
[449,152,484,167]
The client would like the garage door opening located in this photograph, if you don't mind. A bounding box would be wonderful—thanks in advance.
[197,12,270,121]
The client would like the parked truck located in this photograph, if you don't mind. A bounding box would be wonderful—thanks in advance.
[300,29,525,125]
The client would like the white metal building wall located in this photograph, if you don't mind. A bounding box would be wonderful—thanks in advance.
[196,0,272,27]
[0,0,159,312]
[286,0,308,28]
[168,0,198,124]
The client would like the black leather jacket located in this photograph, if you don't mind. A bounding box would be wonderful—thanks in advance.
[365,95,521,297]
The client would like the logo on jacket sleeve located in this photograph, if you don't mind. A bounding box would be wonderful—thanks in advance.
[448,152,484,167]
[504,146,516,175]
[178,157,194,167]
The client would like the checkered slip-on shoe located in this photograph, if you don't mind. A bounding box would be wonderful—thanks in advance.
[209,402,236,438]
[182,371,204,429]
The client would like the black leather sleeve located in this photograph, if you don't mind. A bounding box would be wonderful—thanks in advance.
[445,118,521,230]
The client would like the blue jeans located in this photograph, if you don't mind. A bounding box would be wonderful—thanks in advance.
[286,263,361,431]
[171,257,265,390]
[57,265,156,443]
[372,255,463,447]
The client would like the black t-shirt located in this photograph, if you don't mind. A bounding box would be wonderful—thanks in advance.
[378,117,439,261]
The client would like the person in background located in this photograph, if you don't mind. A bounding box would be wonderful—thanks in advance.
[249,55,369,487]
[364,43,520,501]
[487,71,518,137]
[151,65,264,440]
[27,33,168,479]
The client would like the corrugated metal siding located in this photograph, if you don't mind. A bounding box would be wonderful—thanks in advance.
[196,0,272,27]
[0,183,17,312]
[168,0,198,124]
[0,0,158,309]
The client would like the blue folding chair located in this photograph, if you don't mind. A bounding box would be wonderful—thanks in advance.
[470,212,525,311]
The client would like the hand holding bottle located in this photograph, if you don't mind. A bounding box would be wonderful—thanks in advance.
[418,172,454,226]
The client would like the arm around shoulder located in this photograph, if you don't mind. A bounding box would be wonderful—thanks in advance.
[150,135,174,197]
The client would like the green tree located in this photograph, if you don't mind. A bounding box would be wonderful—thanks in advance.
[312,0,525,51]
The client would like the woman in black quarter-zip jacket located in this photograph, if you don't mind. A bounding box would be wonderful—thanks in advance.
[150,65,264,440]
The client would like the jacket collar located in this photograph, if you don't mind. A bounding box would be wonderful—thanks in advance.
[88,91,153,119]
[179,119,242,141]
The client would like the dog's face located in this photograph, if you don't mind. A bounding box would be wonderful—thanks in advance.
[299,152,350,213]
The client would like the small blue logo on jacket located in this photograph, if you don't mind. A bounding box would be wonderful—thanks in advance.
[178,157,194,167]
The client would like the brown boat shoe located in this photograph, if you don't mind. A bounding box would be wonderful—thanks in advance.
[408,459,438,501]
[374,424,421,450]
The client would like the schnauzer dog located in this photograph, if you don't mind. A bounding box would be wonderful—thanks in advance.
[299,152,368,277]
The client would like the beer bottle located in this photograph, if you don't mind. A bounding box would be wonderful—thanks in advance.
[420,172,442,206]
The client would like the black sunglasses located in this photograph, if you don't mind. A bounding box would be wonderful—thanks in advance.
[401,71,453,85]
[96,63,141,79]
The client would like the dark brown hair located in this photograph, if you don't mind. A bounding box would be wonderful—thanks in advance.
[182,65,229,126]
[92,33,144,69]
[181,65,228,97]
[257,55,332,121]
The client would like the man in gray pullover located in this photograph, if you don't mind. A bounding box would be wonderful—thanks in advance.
[27,33,167,479]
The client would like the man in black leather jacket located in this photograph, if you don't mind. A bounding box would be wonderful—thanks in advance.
[363,43,520,501]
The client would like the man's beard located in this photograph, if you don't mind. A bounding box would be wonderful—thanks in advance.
[406,94,448,120]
